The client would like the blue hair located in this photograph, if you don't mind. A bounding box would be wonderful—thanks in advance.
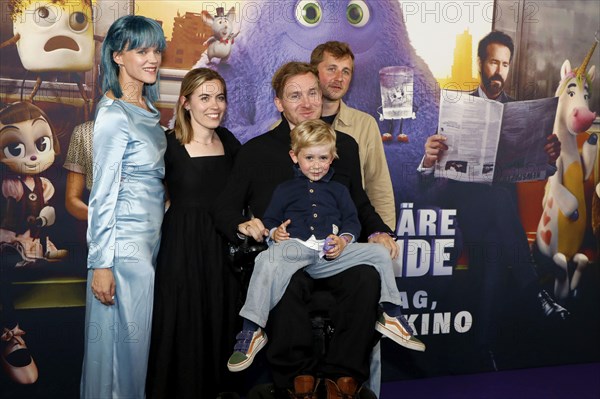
[100,15,167,103]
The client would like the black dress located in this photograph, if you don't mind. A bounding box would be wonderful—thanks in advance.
[147,127,241,398]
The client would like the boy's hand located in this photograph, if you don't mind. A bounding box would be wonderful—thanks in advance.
[272,219,291,242]
[324,234,348,259]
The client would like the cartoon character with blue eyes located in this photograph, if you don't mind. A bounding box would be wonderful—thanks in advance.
[1,0,96,115]
[0,102,67,265]
[0,101,72,385]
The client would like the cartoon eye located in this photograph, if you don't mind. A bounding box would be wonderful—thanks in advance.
[35,136,52,153]
[34,6,58,27]
[3,142,25,159]
[295,1,322,27]
[69,12,89,32]
[347,0,370,27]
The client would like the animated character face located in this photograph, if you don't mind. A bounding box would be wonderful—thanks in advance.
[279,0,373,53]
[12,0,94,72]
[0,113,56,176]
[213,15,232,39]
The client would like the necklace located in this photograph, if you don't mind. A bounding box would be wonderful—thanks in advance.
[191,132,216,145]
[121,93,149,111]
[121,89,140,102]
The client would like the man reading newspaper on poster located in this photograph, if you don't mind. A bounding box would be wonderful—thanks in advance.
[417,30,568,371]
[435,91,558,183]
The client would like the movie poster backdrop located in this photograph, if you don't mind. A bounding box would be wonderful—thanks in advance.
[0,0,598,397]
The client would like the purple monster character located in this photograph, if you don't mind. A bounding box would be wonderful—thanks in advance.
[212,0,440,201]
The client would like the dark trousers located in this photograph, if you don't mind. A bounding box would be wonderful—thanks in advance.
[450,181,539,349]
[265,265,381,389]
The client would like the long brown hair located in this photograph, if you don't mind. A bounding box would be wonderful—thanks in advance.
[173,68,227,144]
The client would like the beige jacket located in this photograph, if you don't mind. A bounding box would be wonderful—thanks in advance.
[331,101,396,230]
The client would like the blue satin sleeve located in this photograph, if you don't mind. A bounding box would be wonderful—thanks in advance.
[87,102,129,269]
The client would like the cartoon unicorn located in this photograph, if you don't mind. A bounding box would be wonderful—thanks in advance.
[536,40,598,301]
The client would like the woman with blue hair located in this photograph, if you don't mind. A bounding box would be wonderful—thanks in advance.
[80,15,167,399]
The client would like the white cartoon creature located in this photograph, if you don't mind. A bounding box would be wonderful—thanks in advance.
[536,40,598,301]
[1,0,97,115]
[193,7,240,68]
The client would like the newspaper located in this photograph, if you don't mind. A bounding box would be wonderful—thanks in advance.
[434,90,558,183]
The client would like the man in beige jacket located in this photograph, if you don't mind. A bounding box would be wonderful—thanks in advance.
[311,41,396,230]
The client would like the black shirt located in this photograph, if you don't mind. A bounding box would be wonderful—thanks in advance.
[213,114,391,243]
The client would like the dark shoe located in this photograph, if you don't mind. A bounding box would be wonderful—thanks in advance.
[538,290,570,320]
[1,324,38,384]
[325,377,360,399]
[288,375,318,399]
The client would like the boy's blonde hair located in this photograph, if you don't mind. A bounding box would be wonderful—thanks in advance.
[290,120,338,159]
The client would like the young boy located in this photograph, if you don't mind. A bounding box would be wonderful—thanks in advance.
[227,120,425,372]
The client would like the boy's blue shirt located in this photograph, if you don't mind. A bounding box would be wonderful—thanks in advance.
[262,165,361,240]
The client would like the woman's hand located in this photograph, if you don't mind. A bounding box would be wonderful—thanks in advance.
[91,268,116,306]
[237,217,269,242]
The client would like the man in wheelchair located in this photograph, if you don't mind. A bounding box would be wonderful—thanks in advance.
[214,62,414,398]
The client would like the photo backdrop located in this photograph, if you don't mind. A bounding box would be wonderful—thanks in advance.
[1,0,598,397]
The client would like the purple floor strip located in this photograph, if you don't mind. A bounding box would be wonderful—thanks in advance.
[380,362,600,399]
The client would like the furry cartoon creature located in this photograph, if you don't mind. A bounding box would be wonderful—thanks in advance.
[0,102,68,265]
[210,0,439,200]
[536,42,597,301]
[193,7,240,67]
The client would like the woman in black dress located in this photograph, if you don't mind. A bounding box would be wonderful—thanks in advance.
[147,68,241,398]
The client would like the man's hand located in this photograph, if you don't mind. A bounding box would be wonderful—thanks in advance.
[238,217,269,242]
[423,134,448,168]
[544,134,561,165]
[91,268,116,306]
[272,219,291,242]
[369,233,398,259]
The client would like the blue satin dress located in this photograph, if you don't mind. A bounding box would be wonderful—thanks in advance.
[81,95,166,399]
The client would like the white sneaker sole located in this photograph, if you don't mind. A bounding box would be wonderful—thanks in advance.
[227,332,268,372]
[376,321,426,352]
